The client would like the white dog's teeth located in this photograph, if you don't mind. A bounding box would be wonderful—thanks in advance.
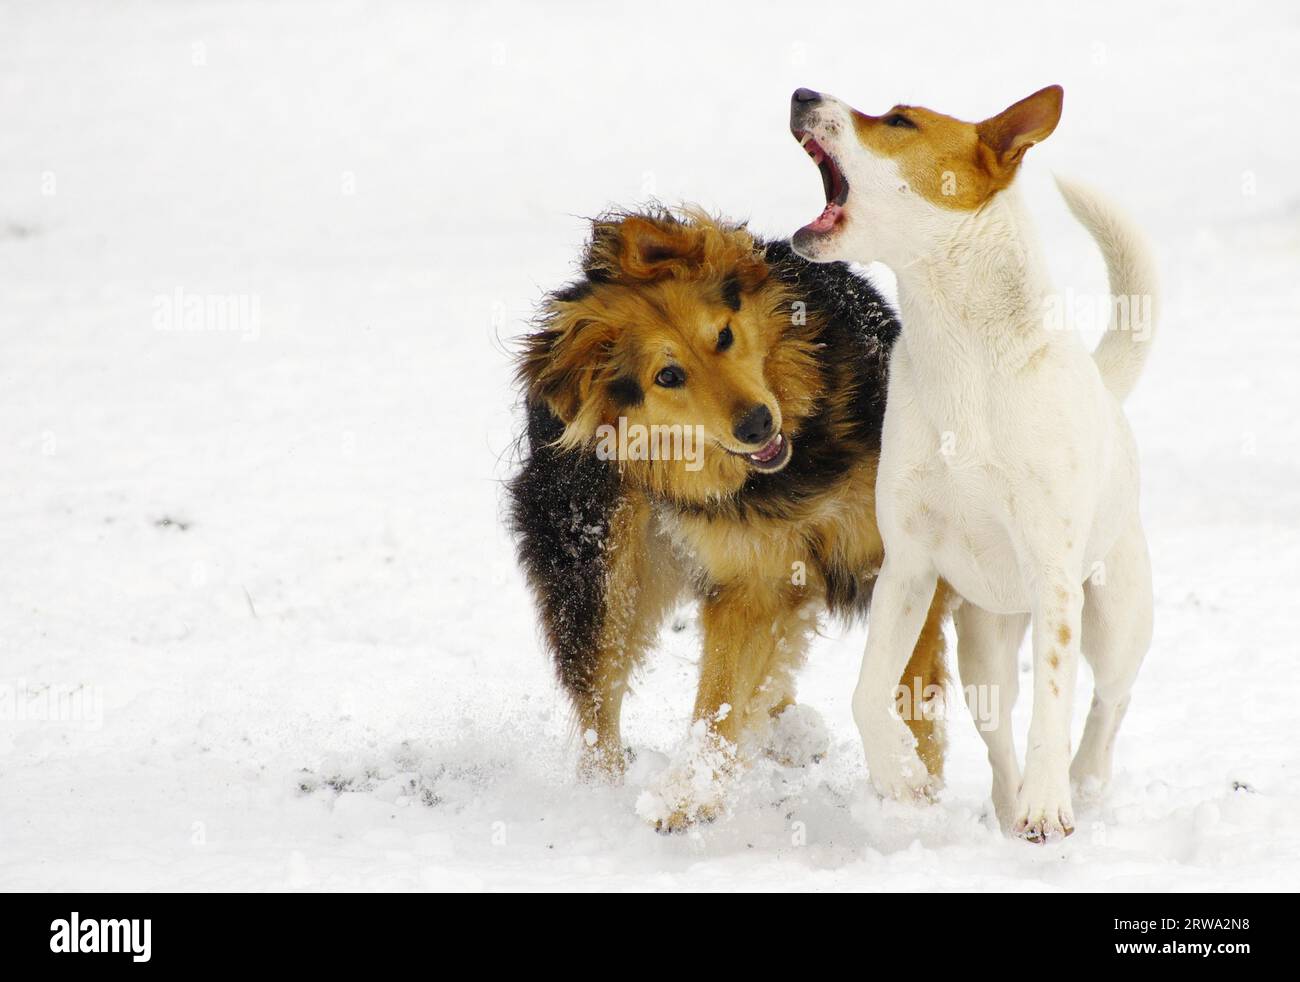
[799,133,812,147]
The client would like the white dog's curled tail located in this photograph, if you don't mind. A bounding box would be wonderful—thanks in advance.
[1054,175,1160,402]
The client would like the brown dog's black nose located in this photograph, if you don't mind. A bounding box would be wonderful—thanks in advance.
[733,405,775,446]
[792,88,821,105]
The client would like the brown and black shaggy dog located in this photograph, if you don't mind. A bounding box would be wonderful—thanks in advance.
[509,208,949,830]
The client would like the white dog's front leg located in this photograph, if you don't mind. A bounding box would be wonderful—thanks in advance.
[1016,572,1084,842]
[853,560,939,802]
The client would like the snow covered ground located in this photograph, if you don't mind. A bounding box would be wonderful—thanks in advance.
[2,0,1298,891]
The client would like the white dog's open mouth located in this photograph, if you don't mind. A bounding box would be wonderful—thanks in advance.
[793,131,848,235]
[729,432,792,473]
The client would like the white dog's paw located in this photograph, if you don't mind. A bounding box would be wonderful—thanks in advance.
[761,703,830,768]
[862,716,935,804]
[1013,770,1075,843]
[871,758,937,804]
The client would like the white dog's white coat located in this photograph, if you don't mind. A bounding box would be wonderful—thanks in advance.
[793,92,1157,839]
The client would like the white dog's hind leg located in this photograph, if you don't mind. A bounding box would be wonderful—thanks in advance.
[1015,565,1086,843]
[1072,518,1153,799]
[852,559,939,802]
[954,602,1029,832]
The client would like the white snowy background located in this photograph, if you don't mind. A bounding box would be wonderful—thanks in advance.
[2,0,1297,891]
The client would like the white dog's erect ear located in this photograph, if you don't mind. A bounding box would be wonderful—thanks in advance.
[977,84,1064,176]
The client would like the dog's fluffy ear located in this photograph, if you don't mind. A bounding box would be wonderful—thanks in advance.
[584,211,769,296]
[977,85,1063,176]
[586,214,705,283]
[517,313,617,439]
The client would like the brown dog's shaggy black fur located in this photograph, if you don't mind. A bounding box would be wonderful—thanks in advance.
[508,208,949,828]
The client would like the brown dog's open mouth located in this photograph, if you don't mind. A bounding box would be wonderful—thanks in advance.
[793,131,848,235]
[731,432,792,473]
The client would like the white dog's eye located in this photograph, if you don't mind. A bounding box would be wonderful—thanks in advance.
[884,113,917,130]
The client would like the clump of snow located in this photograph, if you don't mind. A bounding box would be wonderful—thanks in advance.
[759,703,831,768]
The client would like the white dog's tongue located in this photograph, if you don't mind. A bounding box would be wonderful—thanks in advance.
[805,202,842,234]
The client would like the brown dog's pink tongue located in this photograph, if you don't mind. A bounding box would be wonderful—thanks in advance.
[750,434,783,462]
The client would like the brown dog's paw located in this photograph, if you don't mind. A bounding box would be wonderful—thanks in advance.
[653,803,720,835]
[637,726,735,833]
[577,743,632,785]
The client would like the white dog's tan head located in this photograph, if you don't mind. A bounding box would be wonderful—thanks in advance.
[789,85,1063,267]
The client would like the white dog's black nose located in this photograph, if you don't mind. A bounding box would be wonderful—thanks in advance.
[792,88,822,105]
[734,405,775,446]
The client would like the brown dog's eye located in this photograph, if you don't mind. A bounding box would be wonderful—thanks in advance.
[884,113,917,129]
[717,325,733,352]
[655,365,686,388]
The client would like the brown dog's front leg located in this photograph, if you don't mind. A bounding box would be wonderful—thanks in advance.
[649,581,809,833]
[694,581,804,744]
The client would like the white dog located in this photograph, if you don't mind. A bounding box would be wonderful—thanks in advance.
[788,84,1157,841]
